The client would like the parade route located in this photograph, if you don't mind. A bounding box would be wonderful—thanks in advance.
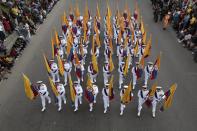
[0,0,197,131]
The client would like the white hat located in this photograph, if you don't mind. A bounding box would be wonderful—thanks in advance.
[93,85,97,88]
[37,81,43,84]
[148,62,153,65]
[74,81,79,84]
[79,16,83,20]
[156,86,162,89]
[142,85,147,88]
[124,85,128,89]
[50,59,54,62]
[121,62,125,65]
[105,83,110,86]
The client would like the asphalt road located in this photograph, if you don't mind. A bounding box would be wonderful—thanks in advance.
[0,0,197,131]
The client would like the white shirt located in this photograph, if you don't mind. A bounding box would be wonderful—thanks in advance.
[57,84,65,95]
[75,84,83,95]
[102,88,109,98]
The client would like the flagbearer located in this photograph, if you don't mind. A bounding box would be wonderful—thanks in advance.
[118,62,125,89]
[37,81,51,112]
[50,60,60,83]
[120,85,133,116]
[88,62,98,83]
[132,62,143,90]
[63,59,72,86]
[74,81,83,112]
[137,85,149,117]
[103,61,110,85]
[85,84,99,112]
[56,82,66,111]
[152,86,165,118]
[144,62,154,87]
[102,83,110,114]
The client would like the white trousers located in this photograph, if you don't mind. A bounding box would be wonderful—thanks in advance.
[57,94,66,109]
[103,97,109,110]
[75,94,82,109]
[40,94,51,109]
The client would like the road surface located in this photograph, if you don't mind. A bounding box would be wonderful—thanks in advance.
[0,0,197,131]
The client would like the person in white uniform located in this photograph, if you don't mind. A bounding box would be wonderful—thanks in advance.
[37,81,51,112]
[56,82,66,111]
[74,81,83,112]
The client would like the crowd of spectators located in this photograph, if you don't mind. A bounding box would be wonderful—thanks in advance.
[151,0,197,62]
[0,0,59,81]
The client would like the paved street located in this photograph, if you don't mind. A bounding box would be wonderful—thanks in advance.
[0,0,197,131]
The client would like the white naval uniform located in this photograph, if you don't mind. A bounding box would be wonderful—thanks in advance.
[60,38,67,54]
[120,88,133,115]
[144,65,153,86]
[38,84,51,111]
[132,67,138,89]
[103,64,110,85]
[58,48,64,59]
[88,64,98,83]
[74,84,83,111]
[50,63,60,83]
[118,64,124,89]
[152,90,165,117]
[137,89,149,116]
[64,62,72,86]
[89,85,99,112]
[57,84,66,111]
[102,88,110,113]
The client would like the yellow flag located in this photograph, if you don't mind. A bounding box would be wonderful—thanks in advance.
[96,3,101,19]
[141,18,145,35]
[109,39,113,53]
[109,54,114,72]
[92,53,98,73]
[143,30,146,44]
[143,34,152,58]
[109,75,114,98]
[48,77,59,97]
[134,41,139,56]
[23,74,34,100]
[139,55,145,69]
[55,30,60,46]
[84,1,89,21]
[124,54,130,76]
[63,11,68,26]
[43,54,51,74]
[51,36,55,59]
[57,55,64,76]
[121,82,133,104]
[91,36,95,54]
[154,52,162,70]
[86,74,93,88]
[149,82,157,97]
[163,83,177,110]
[75,3,80,18]
[68,75,76,103]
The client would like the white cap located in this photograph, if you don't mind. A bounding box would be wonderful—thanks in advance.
[148,62,153,65]
[156,86,162,89]
[142,85,147,88]
[124,85,128,89]
[37,81,43,84]
[79,16,83,20]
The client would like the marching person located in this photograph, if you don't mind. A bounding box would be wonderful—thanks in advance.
[118,62,125,89]
[144,62,154,87]
[88,62,98,83]
[50,60,60,83]
[102,83,110,114]
[57,47,64,59]
[74,81,83,112]
[137,85,149,117]
[103,61,111,85]
[120,85,133,116]
[132,62,143,90]
[152,86,165,118]
[56,82,66,111]
[37,81,51,112]
[63,59,72,86]
[85,84,99,112]
[59,35,67,54]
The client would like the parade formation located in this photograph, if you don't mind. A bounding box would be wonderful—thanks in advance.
[22,1,177,118]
